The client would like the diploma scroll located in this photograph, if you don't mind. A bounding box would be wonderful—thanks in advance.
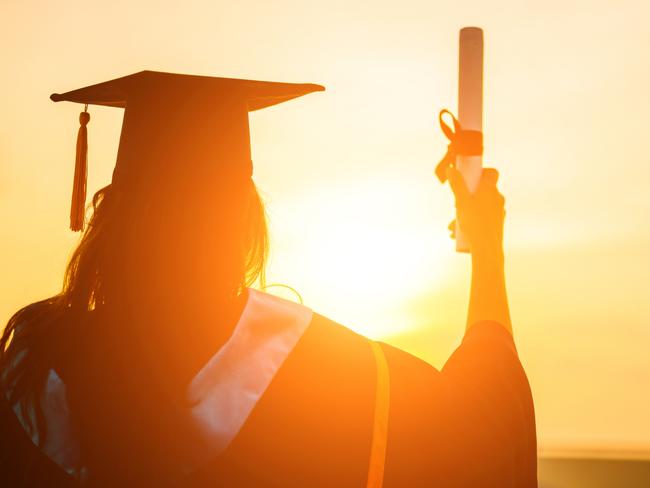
[455,27,484,253]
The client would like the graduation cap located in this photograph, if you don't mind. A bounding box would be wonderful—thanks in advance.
[51,70,325,231]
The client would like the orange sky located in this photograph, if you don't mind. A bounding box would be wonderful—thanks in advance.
[2,0,649,454]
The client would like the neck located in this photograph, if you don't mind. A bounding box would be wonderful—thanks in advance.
[124,288,249,391]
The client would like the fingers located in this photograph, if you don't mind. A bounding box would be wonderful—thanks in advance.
[480,168,499,189]
[479,168,505,208]
[448,219,456,240]
[449,167,499,199]
[446,167,470,203]
[449,167,504,208]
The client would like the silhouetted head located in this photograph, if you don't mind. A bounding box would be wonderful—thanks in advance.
[51,71,324,316]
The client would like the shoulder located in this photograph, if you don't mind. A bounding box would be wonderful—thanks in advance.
[305,312,370,352]
[304,312,439,379]
[289,312,375,381]
[246,289,435,374]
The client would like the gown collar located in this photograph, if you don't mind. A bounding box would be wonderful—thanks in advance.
[183,288,313,470]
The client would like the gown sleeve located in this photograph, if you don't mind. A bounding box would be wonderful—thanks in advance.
[381,320,537,488]
[437,320,537,487]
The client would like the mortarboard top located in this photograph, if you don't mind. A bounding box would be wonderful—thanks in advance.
[51,70,325,231]
[50,70,325,110]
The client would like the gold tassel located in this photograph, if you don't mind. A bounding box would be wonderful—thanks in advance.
[70,106,90,231]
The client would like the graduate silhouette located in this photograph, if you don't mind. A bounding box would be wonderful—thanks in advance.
[0,71,537,487]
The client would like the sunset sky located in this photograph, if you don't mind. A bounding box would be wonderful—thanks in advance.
[1,0,649,455]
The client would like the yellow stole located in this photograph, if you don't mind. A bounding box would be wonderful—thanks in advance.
[366,341,390,488]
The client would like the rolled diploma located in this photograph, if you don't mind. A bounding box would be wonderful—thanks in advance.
[456,27,484,253]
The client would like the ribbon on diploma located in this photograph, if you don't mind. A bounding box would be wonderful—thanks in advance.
[435,109,483,183]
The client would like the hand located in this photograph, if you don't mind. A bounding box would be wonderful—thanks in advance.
[447,166,505,257]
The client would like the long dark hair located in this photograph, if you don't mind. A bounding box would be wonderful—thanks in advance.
[0,173,268,470]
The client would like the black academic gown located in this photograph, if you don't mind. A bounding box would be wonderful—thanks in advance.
[0,315,537,487]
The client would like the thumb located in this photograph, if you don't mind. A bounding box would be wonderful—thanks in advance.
[479,168,500,189]
[447,167,470,203]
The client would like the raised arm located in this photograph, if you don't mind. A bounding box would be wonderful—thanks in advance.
[440,168,537,487]
[447,167,512,334]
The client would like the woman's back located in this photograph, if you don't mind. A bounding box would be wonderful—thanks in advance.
[2,289,536,487]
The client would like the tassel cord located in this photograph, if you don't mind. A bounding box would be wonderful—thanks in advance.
[70,106,90,231]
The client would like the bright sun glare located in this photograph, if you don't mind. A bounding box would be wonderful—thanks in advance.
[265,177,450,339]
